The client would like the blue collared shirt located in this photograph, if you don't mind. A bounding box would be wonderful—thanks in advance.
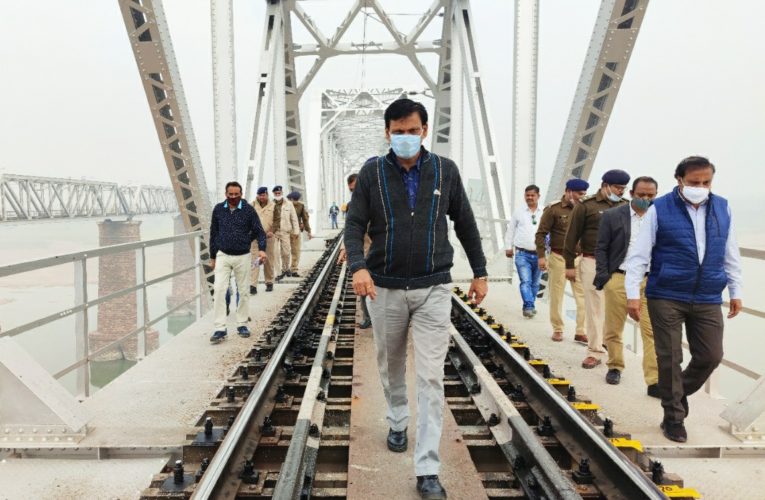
[396,155,422,210]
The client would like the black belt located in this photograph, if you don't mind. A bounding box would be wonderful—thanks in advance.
[516,248,536,254]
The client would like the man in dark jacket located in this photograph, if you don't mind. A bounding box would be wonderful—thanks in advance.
[345,98,488,499]
[209,181,267,343]
[626,156,743,443]
[594,176,659,395]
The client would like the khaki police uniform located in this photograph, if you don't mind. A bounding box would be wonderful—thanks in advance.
[252,200,276,285]
[290,200,311,274]
[273,199,300,276]
[563,190,626,360]
[535,196,586,338]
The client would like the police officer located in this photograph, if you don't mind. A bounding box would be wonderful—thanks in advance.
[251,186,276,293]
[536,178,589,344]
[564,169,629,369]
[286,191,311,277]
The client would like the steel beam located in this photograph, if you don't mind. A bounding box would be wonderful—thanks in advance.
[545,0,650,204]
[211,0,238,193]
[511,0,539,209]
[117,0,213,292]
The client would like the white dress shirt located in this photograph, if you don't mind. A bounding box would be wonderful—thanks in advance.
[618,206,647,271]
[505,205,542,252]
[625,201,743,300]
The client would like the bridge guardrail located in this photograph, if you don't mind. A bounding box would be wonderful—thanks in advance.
[0,231,206,397]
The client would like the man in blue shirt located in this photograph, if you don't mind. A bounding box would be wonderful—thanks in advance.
[209,181,267,343]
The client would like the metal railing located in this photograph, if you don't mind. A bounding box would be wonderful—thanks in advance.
[0,231,206,397]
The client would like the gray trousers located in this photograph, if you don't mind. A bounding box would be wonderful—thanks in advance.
[647,299,724,422]
[366,284,452,476]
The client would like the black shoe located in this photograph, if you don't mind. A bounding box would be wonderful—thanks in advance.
[681,394,689,418]
[387,428,407,452]
[250,285,257,295]
[237,326,251,338]
[291,271,300,277]
[266,283,274,292]
[226,304,230,316]
[605,369,621,385]
[358,317,372,329]
[275,272,286,282]
[660,420,687,443]
[416,475,447,499]
[210,330,227,343]
[646,383,661,399]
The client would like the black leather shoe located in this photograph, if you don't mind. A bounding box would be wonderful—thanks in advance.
[660,420,687,443]
[646,383,661,398]
[275,272,286,282]
[416,475,447,499]
[250,285,257,295]
[387,428,407,452]
[266,283,273,292]
[358,317,372,329]
[291,271,300,277]
[605,369,621,385]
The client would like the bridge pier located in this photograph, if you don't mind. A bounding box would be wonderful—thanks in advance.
[166,215,198,334]
[88,219,159,362]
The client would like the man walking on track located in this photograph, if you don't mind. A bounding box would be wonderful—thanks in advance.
[626,156,743,443]
[535,178,589,343]
[564,169,630,369]
[345,98,488,499]
[251,186,276,293]
[271,185,299,281]
[209,181,266,343]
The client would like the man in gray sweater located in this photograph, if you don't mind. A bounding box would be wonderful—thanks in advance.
[344,98,488,499]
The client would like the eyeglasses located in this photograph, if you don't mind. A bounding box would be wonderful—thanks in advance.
[531,214,537,225]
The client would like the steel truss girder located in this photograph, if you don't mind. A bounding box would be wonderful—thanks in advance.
[211,0,238,194]
[453,0,510,253]
[431,1,461,162]
[511,0,539,210]
[0,174,175,222]
[117,0,213,291]
[545,0,650,204]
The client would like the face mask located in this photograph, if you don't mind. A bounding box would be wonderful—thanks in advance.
[681,181,710,204]
[632,197,653,211]
[390,134,422,159]
[606,186,621,203]
[227,196,241,205]
[274,195,283,201]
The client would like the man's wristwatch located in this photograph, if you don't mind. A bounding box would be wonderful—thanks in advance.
[475,276,488,281]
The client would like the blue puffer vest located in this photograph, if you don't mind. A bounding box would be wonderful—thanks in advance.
[646,187,730,304]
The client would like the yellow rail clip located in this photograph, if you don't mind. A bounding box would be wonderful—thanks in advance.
[658,485,701,499]
[529,359,548,366]
[547,378,571,386]
[609,437,643,452]
[572,402,600,411]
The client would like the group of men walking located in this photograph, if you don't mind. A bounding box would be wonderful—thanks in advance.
[207,96,743,498]
[208,182,311,343]
[507,159,743,444]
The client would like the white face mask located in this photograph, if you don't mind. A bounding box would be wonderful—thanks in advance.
[680,180,710,204]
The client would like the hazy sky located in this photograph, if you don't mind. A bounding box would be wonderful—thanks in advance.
[1,1,763,231]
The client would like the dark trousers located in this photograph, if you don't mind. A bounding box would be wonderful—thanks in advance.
[647,299,724,422]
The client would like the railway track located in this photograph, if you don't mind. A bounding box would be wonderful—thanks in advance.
[140,236,700,499]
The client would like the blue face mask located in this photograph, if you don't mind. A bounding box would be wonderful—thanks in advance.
[606,186,622,203]
[390,134,422,159]
[632,197,653,211]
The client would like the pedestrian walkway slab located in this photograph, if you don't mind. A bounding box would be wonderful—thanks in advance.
[347,303,488,500]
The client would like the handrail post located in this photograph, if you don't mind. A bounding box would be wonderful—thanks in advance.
[194,234,202,319]
[136,245,147,359]
[73,257,90,398]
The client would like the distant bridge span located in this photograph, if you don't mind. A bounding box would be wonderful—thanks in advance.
[0,173,177,223]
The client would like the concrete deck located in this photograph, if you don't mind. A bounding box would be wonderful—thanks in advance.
[2,243,762,499]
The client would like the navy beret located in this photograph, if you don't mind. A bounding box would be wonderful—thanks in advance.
[602,169,630,185]
[272,185,283,192]
[565,178,589,191]
[288,191,301,200]
[256,186,268,195]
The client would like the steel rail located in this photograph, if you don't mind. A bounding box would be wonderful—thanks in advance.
[451,292,665,499]
[449,324,580,499]
[192,237,343,499]
[271,262,347,498]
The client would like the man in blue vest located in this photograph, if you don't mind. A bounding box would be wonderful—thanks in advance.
[625,156,743,442]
